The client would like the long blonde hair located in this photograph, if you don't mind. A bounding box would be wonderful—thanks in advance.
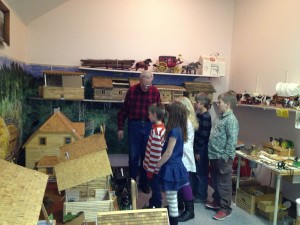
[176,96,199,131]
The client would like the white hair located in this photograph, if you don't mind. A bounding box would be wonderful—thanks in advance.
[140,71,153,80]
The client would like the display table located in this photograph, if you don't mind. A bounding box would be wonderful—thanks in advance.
[235,150,300,225]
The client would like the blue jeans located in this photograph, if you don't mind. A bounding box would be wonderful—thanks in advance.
[149,173,162,208]
[193,150,209,201]
[128,120,151,186]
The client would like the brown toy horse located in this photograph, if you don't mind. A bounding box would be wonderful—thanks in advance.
[135,58,152,71]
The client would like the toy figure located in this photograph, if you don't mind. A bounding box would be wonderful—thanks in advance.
[135,59,152,71]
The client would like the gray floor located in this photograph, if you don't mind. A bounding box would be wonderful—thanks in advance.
[137,188,280,225]
[109,155,282,225]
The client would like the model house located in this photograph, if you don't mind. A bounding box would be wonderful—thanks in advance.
[23,111,85,169]
[2,1,300,224]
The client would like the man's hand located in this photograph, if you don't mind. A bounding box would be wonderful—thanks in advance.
[117,130,124,140]
[195,154,200,161]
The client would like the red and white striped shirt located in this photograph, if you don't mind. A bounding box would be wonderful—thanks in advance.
[143,123,166,174]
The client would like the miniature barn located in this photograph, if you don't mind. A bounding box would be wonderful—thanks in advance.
[54,133,115,223]
[156,85,186,103]
[0,159,49,225]
[92,76,130,101]
[40,70,86,100]
[184,82,216,103]
[23,111,85,170]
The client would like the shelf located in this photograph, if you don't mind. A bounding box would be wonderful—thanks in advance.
[236,103,298,112]
[78,66,223,78]
[28,97,169,104]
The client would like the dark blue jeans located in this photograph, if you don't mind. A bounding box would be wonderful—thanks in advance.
[149,173,162,208]
[193,150,209,201]
[128,120,151,186]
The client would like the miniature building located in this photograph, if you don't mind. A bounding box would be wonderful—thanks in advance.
[92,76,129,101]
[0,159,48,225]
[54,133,114,223]
[184,82,216,103]
[23,111,85,169]
[97,208,169,225]
[156,85,186,103]
[40,70,86,100]
[36,155,59,182]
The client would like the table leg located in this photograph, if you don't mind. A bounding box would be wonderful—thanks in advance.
[235,155,241,202]
[273,174,281,225]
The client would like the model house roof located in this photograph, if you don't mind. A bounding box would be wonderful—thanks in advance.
[183,82,216,93]
[156,84,186,91]
[0,159,48,225]
[36,156,60,167]
[59,133,107,162]
[23,111,85,147]
[55,133,111,191]
[55,151,112,191]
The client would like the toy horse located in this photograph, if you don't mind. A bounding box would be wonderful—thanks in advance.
[182,62,200,74]
[135,58,152,71]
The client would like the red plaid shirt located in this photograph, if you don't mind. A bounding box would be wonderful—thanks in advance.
[117,83,161,130]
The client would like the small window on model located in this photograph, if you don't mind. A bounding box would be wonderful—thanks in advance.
[39,137,47,145]
[65,137,71,144]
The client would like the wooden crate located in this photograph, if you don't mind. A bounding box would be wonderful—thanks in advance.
[263,142,295,157]
[257,201,275,212]
[184,82,215,103]
[236,186,282,215]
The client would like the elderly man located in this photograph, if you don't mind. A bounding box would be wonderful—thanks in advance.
[117,71,161,194]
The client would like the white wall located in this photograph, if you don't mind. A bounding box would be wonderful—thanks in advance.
[0,0,27,62]
[231,0,300,201]
[25,0,233,97]
[231,0,300,94]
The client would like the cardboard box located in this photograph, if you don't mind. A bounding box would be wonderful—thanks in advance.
[236,186,282,215]
[256,208,288,221]
[198,55,225,76]
[257,201,275,212]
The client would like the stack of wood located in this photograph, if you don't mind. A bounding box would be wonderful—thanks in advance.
[81,59,135,70]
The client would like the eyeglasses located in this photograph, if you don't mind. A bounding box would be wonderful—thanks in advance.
[142,83,152,88]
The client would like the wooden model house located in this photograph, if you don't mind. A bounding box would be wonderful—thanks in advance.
[23,111,85,169]
[184,82,216,103]
[0,159,49,225]
[54,133,114,223]
[36,155,60,182]
[156,85,186,103]
[92,76,130,101]
[97,208,169,225]
[40,70,86,100]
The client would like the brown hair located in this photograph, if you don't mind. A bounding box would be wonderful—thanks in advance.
[218,90,237,108]
[195,92,211,110]
[165,101,187,142]
[148,102,165,121]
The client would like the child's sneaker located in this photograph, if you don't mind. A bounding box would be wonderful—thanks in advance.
[213,210,231,220]
[205,200,221,210]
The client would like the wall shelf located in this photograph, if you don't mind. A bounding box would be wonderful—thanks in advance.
[78,66,223,78]
[236,103,298,112]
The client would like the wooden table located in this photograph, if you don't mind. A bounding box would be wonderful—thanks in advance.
[235,150,300,225]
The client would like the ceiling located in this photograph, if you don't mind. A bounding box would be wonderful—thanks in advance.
[4,0,70,24]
